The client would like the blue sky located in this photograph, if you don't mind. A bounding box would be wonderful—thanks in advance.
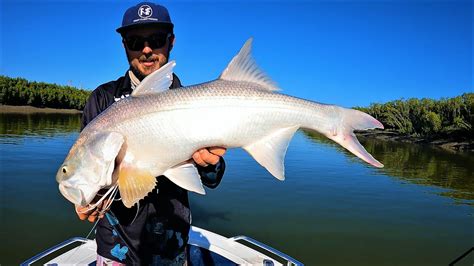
[1,0,472,107]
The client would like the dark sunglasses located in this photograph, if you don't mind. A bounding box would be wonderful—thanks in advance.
[124,33,171,51]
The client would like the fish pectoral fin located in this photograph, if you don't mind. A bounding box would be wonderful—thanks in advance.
[243,126,299,181]
[163,163,206,195]
[118,165,157,208]
[131,60,176,97]
[219,38,280,91]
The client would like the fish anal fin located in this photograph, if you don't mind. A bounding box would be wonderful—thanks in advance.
[131,61,176,97]
[219,38,279,91]
[164,163,206,195]
[117,164,156,208]
[243,126,299,180]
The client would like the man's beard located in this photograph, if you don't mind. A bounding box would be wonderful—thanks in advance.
[129,64,147,81]
[125,49,170,82]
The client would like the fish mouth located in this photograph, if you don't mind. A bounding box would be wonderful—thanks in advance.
[59,183,87,206]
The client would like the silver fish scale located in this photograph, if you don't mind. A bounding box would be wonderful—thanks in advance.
[85,79,340,137]
[80,79,344,176]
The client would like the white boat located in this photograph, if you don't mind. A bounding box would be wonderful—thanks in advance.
[22,226,303,265]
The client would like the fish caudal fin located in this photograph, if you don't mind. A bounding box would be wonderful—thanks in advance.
[243,126,299,180]
[326,108,384,168]
[219,38,280,91]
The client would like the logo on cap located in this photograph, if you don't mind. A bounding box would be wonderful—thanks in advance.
[138,5,153,19]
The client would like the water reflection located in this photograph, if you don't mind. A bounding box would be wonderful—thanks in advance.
[1,113,472,205]
[303,130,474,205]
[1,114,472,265]
[0,113,81,140]
[190,203,232,224]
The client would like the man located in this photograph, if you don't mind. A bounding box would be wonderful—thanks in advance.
[76,2,226,265]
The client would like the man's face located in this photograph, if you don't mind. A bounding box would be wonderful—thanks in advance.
[123,26,174,77]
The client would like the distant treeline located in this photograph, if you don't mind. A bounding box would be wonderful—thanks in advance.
[355,93,473,137]
[0,75,91,110]
[1,75,472,138]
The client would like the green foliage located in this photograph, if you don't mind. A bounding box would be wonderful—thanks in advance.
[0,75,91,110]
[355,93,473,137]
[421,111,442,134]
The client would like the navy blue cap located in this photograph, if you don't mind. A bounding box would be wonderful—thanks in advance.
[116,2,173,34]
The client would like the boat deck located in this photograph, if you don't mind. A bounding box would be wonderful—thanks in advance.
[22,226,303,265]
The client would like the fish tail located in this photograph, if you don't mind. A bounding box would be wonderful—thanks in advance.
[325,108,384,168]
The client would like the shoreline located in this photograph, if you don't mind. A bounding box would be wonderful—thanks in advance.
[356,130,473,152]
[0,104,82,114]
[1,104,471,152]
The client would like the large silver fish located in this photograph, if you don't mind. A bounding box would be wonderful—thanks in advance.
[57,39,384,208]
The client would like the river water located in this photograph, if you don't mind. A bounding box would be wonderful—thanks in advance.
[0,113,472,265]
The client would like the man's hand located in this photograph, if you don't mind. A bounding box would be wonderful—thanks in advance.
[192,147,226,167]
[75,192,112,223]
[75,148,226,222]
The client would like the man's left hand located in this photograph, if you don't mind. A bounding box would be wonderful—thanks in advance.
[192,147,226,167]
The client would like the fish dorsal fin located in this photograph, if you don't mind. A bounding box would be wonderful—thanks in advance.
[163,162,206,195]
[219,38,279,91]
[131,60,176,97]
[243,126,299,180]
